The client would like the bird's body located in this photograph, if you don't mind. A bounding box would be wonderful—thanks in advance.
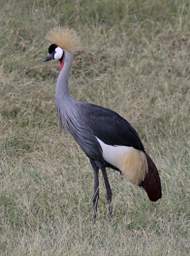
[45,27,162,219]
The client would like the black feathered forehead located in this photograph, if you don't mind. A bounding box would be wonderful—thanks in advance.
[48,44,58,54]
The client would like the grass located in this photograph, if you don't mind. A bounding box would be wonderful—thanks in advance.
[0,0,190,255]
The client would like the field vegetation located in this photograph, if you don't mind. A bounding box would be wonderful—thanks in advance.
[0,0,190,255]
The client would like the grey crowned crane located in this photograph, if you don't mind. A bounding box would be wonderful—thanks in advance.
[44,27,162,220]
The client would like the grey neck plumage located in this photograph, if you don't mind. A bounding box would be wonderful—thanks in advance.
[55,51,74,106]
[55,51,75,130]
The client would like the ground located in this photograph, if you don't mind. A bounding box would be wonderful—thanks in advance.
[0,0,190,255]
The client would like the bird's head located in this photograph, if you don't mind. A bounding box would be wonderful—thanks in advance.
[44,27,81,70]
[45,43,65,69]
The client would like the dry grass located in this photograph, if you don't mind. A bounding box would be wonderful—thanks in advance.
[0,0,190,255]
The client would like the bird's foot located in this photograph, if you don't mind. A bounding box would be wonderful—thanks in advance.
[92,211,97,224]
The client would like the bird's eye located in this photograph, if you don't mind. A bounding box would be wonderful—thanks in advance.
[54,47,64,60]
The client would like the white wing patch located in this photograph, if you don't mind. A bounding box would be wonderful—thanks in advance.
[96,137,148,185]
[96,137,131,168]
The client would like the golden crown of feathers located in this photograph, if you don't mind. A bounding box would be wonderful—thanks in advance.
[46,27,82,53]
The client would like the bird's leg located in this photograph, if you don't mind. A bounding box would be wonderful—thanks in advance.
[101,168,113,218]
[92,169,99,221]
[90,160,99,222]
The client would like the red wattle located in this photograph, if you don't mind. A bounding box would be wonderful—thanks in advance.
[58,60,64,70]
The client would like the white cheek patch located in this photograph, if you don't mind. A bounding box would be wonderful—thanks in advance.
[54,47,63,60]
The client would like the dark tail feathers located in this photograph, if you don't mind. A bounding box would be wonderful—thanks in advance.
[141,153,162,201]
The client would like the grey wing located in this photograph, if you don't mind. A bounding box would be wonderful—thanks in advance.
[58,103,103,160]
[71,122,103,160]
[78,102,145,151]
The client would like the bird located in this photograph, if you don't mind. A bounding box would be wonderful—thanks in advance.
[44,27,162,220]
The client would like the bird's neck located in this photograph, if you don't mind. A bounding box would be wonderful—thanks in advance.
[56,51,74,103]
